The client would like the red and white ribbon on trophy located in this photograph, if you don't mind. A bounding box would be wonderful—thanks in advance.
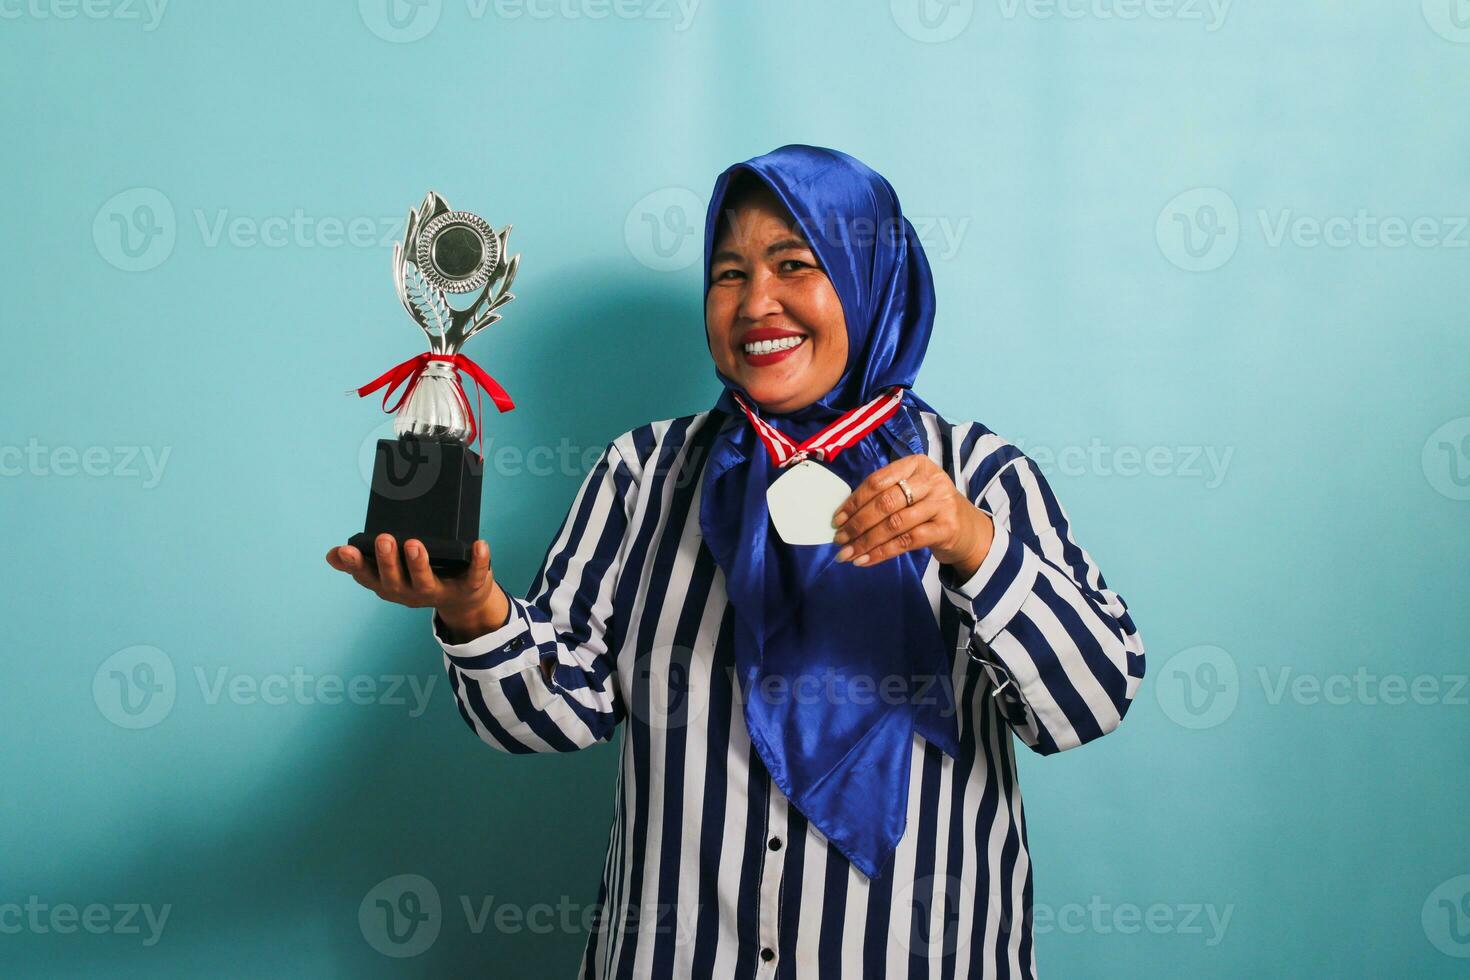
[354,352,514,458]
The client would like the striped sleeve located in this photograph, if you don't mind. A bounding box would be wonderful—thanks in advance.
[434,439,635,753]
[939,448,1146,755]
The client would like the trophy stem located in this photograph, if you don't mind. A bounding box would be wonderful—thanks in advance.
[395,360,472,442]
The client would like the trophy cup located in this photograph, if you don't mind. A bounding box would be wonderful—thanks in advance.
[348,192,519,574]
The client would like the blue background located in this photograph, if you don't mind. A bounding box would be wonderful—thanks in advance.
[4,0,1469,975]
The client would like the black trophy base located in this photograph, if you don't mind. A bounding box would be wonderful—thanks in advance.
[349,437,483,576]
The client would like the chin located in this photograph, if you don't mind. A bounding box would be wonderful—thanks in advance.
[744,382,808,413]
[722,354,820,412]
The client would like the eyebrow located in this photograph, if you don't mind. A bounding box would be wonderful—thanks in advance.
[711,237,814,265]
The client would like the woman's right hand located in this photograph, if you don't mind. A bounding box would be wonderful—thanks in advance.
[325,534,511,643]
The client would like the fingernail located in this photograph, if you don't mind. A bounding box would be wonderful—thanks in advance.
[835,545,853,562]
[833,530,849,545]
[406,542,420,559]
[341,552,355,565]
[853,554,870,566]
[831,510,847,528]
[377,538,391,553]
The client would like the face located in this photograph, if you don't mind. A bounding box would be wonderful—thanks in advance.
[705,185,848,414]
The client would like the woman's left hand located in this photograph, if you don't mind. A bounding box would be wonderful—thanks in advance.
[831,454,994,577]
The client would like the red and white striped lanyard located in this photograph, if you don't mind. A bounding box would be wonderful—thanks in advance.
[732,386,905,469]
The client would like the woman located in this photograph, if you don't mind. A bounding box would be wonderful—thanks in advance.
[327,144,1145,979]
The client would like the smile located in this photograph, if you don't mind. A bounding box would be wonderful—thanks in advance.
[741,334,807,366]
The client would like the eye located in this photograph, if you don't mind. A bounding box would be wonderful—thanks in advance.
[779,255,823,273]
[711,267,744,283]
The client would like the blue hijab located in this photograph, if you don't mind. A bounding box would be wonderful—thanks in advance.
[697,145,960,880]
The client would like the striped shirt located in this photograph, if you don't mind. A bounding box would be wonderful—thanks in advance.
[435,403,1145,979]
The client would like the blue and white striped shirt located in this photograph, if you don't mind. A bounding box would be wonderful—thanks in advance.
[434,403,1145,979]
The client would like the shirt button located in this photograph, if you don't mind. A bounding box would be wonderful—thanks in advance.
[768,836,782,851]
[760,947,776,962]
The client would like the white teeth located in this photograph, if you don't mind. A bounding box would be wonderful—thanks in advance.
[743,335,805,355]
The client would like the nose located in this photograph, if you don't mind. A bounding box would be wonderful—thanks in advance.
[736,267,783,323]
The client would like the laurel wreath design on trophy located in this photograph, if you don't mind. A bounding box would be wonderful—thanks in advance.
[352,191,521,446]
[392,191,520,355]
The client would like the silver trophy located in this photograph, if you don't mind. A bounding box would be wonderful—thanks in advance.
[349,191,520,572]
[391,191,520,438]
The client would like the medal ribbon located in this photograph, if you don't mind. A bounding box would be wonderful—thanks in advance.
[354,352,514,458]
[732,385,905,468]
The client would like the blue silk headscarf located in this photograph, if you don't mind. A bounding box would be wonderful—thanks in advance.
[697,145,960,880]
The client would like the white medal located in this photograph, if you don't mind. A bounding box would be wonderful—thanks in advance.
[732,386,906,547]
[766,458,851,546]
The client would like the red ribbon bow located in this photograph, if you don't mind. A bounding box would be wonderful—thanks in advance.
[355,352,514,457]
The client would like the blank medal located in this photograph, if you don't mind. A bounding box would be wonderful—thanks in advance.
[766,459,851,546]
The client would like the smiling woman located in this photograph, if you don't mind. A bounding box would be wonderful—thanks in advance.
[326,144,1145,979]
[705,172,850,412]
